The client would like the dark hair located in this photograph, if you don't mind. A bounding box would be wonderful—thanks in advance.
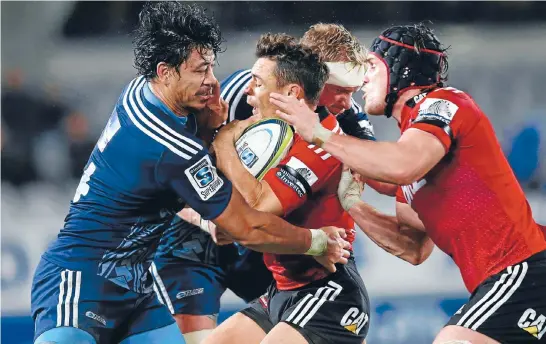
[133,2,224,79]
[255,33,329,105]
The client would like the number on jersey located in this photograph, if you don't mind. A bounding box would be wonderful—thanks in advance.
[73,162,96,203]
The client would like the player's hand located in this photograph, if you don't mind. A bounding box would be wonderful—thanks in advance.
[269,93,319,143]
[314,226,351,273]
[212,115,260,159]
[210,226,235,246]
[338,165,364,211]
[200,80,228,130]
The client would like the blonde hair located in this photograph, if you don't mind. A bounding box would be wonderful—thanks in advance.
[300,23,367,65]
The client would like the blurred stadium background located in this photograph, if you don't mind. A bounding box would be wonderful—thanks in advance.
[2,1,546,343]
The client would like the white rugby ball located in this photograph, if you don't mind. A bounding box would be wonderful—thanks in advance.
[235,118,294,180]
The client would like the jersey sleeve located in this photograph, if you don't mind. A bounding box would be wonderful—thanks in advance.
[337,98,376,141]
[220,69,254,122]
[263,138,341,216]
[156,147,233,220]
[409,89,479,152]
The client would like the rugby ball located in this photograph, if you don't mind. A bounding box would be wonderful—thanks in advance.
[235,118,294,180]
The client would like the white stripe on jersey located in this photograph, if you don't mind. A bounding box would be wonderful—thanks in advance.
[351,97,362,113]
[123,77,199,160]
[228,75,252,122]
[56,270,66,327]
[133,78,202,151]
[221,69,251,102]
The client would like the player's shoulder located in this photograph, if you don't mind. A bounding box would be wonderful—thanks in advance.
[220,69,252,100]
[420,86,476,110]
[413,86,479,123]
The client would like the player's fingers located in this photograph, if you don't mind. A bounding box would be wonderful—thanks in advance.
[338,257,349,265]
[341,239,351,250]
[336,227,347,239]
[325,263,337,273]
[342,249,351,259]
[276,110,293,123]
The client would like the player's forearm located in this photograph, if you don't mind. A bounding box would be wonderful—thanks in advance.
[348,201,431,264]
[238,210,314,254]
[322,134,416,185]
[215,144,263,207]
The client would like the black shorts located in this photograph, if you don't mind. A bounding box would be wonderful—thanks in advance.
[241,258,370,344]
[447,250,546,343]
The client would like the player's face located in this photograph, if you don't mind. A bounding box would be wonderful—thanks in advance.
[246,58,289,118]
[319,84,359,115]
[175,49,217,112]
[362,54,388,116]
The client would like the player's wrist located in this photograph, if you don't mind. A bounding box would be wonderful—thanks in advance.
[341,195,360,212]
[311,122,332,148]
[199,218,212,234]
[305,229,328,256]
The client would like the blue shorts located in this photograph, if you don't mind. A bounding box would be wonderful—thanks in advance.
[152,234,273,316]
[31,258,175,343]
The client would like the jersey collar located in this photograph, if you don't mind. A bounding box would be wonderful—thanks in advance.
[143,81,190,127]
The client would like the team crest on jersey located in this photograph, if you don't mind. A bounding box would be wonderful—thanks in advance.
[518,308,546,339]
[185,155,224,201]
[416,98,459,125]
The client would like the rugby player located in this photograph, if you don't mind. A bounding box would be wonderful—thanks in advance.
[151,23,382,344]
[273,22,546,344]
[30,3,348,344]
[197,33,371,344]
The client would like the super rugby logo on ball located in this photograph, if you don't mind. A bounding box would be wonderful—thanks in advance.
[235,118,294,180]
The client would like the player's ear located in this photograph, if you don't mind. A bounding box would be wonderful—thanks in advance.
[156,62,173,83]
[286,84,303,99]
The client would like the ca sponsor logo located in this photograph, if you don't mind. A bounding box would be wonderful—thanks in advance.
[518,308,546,339]
[340,307,368,335]
[86,311,106,326]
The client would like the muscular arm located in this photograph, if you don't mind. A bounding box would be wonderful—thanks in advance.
[365,179,398,197]
[211,188,309,253]
[322,129,445,185]
[214,139,283,216]
[347,200,434,265]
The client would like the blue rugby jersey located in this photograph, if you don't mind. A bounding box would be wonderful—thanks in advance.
[43,76,233,293]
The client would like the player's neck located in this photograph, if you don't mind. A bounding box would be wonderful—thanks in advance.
[148,82,190,117]
[390,89,423,124]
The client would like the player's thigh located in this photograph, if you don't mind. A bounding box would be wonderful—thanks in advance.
[445,251,546,343]
[34,327,97,344]
[203,297,272,344]
[173,313,217,333]
[119,322,185,344]
[261,322,308,344]
[116,290,177,342]
[433,325,500,344]
[202,312,266,344]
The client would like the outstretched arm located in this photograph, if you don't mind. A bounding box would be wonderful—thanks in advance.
[338,169,434,265]
[270,93,445,185]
